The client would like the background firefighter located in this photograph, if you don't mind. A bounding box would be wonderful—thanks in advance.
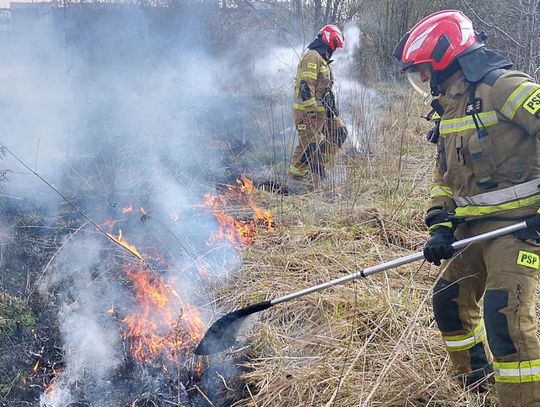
[394,10,540,406]
[289,24,348,186]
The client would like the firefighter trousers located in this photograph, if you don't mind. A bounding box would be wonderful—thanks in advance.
[291,113,347,176]
[433,227,540,406]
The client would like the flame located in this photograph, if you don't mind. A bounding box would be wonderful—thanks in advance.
[32,359,40,372]
[131,402,137,407]
[122,204,133,214]
[204,175,274,248]
[107,305,114,315]
[44,368,62,395]
[106,229,144,261]
[194,363,202,381]
[140,206,147,215]
[122,266,204,362]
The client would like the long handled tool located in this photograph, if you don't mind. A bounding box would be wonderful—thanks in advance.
[195,220,532,355]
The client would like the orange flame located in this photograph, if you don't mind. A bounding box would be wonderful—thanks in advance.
[122,266,204,362]
[106,229,144,261]
[122,204,133,214]
[44,368,62,395]
[32,359,40,372]
[140,206,147,215]
[204,175,274,248]
[194,363,202,381]
[107,305,115,315]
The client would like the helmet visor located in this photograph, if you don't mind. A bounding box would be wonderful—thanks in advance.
[406,71,432,105]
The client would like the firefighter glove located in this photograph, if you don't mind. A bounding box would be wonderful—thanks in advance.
[424,226,455,266]
[525,208,540,232]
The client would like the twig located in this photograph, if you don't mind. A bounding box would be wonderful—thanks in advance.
[27,221,89,298]
[1,143,184,312]
[193,384,215,406]
[216,372,233,391]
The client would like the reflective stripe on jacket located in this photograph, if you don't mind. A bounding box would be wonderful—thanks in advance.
[293,50,333,113]
[429,71,540,220]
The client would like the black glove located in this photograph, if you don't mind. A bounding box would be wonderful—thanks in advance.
[526,209,540,231]
[424,227,456,266]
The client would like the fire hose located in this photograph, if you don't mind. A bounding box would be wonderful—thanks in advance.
[195,220,531,355]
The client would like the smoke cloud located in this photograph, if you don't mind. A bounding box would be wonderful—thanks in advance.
[0,6,376,405]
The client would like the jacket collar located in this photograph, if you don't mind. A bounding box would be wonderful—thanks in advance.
[442,73,469,99]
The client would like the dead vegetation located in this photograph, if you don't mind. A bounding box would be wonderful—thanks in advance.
[199,89,500,406]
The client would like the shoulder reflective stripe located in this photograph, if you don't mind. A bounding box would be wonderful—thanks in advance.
[454,178,540,207]
[439,111,498,134]
[454,193,540,217]
[293,97,316,107]
[296,124,307,131]
[306,62,317,70]
[501,82,540,119]
[299,72,318,80]
[493,359,540,383]
[524,88,540,115]
[428,222,453,233]
[442,321,485,352]
[320,66,330,74]
[430,185,454,199]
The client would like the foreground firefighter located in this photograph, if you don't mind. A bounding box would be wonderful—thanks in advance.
[289,24,348,189]
[394,10,540,406]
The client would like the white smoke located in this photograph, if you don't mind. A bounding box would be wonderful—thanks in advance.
[39,236,122,406]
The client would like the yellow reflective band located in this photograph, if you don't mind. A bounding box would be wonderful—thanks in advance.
[439,111,498,134]
[432,112,441,120]
[517,251,539,269]
[320,66,330,74]
[296,124,307,131]
[501,82,540,119]
[298,97,316,106]
[428,222,453,234]
[430,185,453,199]
[493,359,540,383]
[299,72,317,80]
[454,193,540,217]
[523,88,540,115]
[306,62,317,70]
[442,321,486,352]
[315,106,325,112]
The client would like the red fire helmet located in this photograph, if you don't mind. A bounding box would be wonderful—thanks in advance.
[319,25,344,52]
[394,10,483,72]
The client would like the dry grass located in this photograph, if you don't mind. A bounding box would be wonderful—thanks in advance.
[214,197,496,406]
[204,86,501,406]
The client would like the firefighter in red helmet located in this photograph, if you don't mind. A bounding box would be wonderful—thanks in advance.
[394,10,540,405]
[289,25,348,187]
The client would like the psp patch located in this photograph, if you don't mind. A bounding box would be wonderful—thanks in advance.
[523,88,540,116]
[517,250,539,269]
